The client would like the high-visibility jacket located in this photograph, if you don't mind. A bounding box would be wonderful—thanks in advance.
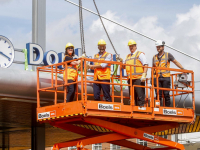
[125,51,144,79]
[63,55,78,81]
[153,52,170,77]
[94,52,111,80]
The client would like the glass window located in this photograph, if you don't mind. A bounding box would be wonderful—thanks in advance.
[162,135,168,139]
[68,146,77,150]
[92,143,102,150]
[137,139,147,147]
[157,135,168,146]
[110,144,121,150]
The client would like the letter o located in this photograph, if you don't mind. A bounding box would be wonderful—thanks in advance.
[43,50,59,65]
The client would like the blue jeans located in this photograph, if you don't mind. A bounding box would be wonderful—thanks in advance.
[93,79,111,102]
[66,80,76,102]
[154,77,171,107]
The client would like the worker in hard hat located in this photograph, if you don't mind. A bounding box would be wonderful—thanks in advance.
[153,40,184,107]
[124,40,148,107]
[88,39,112,102]
[63,43,81,102]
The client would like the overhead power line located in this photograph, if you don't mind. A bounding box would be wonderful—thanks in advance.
[65,0,200,62]
[79,0,86,54]
[93,0,118,55]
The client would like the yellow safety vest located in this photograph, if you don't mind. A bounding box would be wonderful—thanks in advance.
[63,55,78,81]
[125,51,144,79]
[153,52,170,77]
[94,52,111,80]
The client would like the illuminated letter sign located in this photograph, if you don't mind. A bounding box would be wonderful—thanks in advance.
[26,43,65,66]
[26,43,44,65]
[43,50,59,65]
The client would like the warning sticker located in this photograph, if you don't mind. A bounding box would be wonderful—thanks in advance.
[154,108,159,112]
[138,107,146,110]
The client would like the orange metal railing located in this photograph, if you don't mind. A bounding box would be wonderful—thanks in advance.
[37,58,195,116]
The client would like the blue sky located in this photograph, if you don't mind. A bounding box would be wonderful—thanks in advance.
[1,0,200,43]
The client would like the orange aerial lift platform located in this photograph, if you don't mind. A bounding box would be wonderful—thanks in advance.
[37,58,195,150]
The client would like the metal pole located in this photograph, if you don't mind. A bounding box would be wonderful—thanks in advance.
[32,0,38,45]
[32,0,46,71]
[14,48,24,52]
[32,0,46,149]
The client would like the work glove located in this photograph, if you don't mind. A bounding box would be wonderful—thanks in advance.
[80,53,86,58]
[140,73,147,82]
[86,64,90,70]
[116,54,123,62]
[116,57,123,62]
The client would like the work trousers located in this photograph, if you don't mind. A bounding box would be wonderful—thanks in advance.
[154,77,171,107]
[93,79,111,102]
[66,80,77,102]
[128,79,145,106]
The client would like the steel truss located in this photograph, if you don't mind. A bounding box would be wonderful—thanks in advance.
[52,117,184,150]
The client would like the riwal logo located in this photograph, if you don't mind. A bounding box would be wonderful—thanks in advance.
[177,110,184,116]
[38,110,56,119]
[143,133,154,140]
[163,109,177,115]
[98,103,121,111]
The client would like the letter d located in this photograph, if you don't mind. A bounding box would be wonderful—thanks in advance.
[26,43,44,65]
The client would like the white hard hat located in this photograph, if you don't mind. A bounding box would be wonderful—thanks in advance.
[155,40,165,46]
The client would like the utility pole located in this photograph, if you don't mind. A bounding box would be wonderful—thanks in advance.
[32,0,46,149]
[32,0,46,71]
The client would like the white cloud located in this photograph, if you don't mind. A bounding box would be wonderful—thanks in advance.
[46,4,200,69]
[45,4,200,106]
[0,0,31,20]
[176,5,200,26]
[90,11,124,34]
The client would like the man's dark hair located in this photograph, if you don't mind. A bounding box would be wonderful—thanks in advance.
[65,48,75,56]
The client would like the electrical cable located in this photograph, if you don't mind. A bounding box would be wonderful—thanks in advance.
[93,0,125,91]
[183,92,189,108]
[93,0,118,55]
[65,0,200,62]
[176,89,183,108]
[112,64,126,92]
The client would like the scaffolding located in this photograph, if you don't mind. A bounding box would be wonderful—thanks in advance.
[37,58,195,150]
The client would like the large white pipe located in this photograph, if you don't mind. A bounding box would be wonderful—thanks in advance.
[0,68,198,113]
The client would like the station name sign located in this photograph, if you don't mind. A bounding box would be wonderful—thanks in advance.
[27,43,66,66]
[26,43,123,74]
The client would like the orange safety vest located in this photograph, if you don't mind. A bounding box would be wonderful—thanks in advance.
[125,51,144,79]
[94,52,111,80]
[153,52,170,77]
[63,55,78,81]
